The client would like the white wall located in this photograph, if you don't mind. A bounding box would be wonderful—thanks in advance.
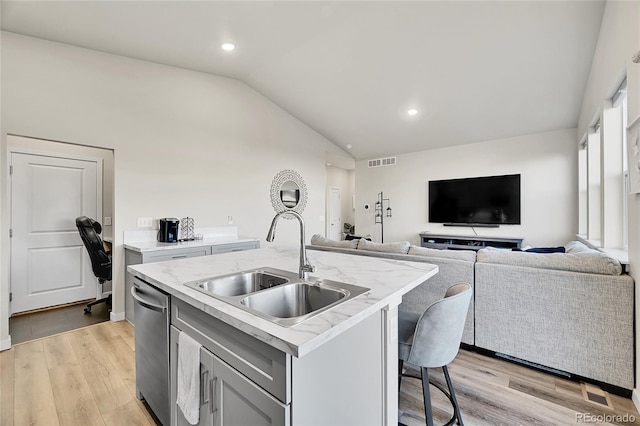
[355,129,577,247]
[575,0,639,403]
[578,0,640,137]
[0,32,349,345]
[326,166,355,235]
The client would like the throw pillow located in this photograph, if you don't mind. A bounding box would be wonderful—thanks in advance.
[565,240,597,254]
[512,246,566,253]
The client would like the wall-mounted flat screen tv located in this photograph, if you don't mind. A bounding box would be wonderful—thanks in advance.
[428,174,521,225]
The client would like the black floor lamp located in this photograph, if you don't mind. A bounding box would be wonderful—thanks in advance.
[375,191,392,243]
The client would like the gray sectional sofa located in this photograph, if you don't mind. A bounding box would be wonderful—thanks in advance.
[475,244,634,391]
[308,235,634,391]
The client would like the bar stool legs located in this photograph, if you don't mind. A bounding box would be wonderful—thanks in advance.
[442,366,463,426]
[421,367,435,426]
[397,283,471,426]
[399,365,464,426]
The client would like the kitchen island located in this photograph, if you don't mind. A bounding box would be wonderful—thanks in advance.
[128,246,438,425]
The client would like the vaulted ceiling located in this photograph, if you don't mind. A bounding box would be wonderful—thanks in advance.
[1,1,605,160]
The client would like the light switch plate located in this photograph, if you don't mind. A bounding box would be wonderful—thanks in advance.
[104,216,112,226]
[137,217,153,227]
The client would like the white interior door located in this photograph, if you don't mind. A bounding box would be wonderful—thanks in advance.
[328,187,342,241]
[10,152,100,314]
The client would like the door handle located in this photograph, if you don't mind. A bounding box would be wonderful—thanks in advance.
[130,287,167,313]
[200,369,209,405]
[210,377,218,414]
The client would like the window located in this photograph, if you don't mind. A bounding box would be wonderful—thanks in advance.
[578,138,588,236]
[587,123,601,242]
[617,81,628,247]
[578,78,628,249]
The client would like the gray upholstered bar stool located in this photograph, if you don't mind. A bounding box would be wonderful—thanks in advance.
[398,283,472,426]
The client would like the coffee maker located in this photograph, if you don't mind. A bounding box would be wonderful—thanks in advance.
[158,218,180,243]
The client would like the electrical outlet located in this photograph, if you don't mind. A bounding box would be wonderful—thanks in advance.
[227,215,233,224]
[104,216,112,226]
[137,217,153,227]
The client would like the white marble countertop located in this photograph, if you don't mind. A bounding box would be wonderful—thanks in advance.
[127,246,438,357]
[123,236,259,253]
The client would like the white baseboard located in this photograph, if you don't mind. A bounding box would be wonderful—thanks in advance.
[0,336,12,351]
[110,311,126,322]
[633,389,640,412]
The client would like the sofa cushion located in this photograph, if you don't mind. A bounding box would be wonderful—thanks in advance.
[565,240,597,254]
[476,246,622,275]
[357,238,410,254]
[310,234,358,249]
[408,245,477,262]
[517,246,566,253]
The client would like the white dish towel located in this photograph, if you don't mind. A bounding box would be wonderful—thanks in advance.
[177,331,202,425]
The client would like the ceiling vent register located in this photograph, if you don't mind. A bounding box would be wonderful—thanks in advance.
[368,157,397,168]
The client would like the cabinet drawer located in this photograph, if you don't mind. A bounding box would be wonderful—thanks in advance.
[171,298,290,404]
[143,247,210,263]
[210,241,260,255]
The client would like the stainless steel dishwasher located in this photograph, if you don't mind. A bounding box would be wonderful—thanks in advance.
[131,277,170,426]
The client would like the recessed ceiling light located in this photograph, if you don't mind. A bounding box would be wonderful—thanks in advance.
[221,43,235,51]
[326,162,332,166]
[346,144,353,149]
[407,109,418,116]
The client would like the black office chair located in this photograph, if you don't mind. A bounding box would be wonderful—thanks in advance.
[76,216,112,314]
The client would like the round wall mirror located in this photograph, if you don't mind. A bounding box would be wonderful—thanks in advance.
[270,169,307,218]
[280,180,300,208]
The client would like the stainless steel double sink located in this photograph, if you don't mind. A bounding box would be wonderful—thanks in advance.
[184,267,370,327]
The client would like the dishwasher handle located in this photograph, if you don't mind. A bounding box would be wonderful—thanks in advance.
[131,286,167,313]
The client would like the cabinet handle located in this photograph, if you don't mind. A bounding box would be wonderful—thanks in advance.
[172,255,187,259]
[200,369,209,405]
[231,248,244,252]
[210,377,218,414]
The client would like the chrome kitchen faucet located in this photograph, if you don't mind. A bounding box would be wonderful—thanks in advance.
[266,210,315,280]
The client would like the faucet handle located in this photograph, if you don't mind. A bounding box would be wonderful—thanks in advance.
[300,263,316,280]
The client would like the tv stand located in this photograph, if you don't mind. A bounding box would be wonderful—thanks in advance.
[419,233,523,251]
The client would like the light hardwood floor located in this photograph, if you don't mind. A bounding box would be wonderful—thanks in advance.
[1,321,639,426]
[399,351,640,426]
[1,320,154,426]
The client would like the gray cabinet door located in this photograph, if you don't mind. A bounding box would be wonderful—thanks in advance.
[171,326,216,426]
[213,355,289,426]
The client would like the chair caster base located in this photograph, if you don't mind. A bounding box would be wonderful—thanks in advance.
[84,306,92,314]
